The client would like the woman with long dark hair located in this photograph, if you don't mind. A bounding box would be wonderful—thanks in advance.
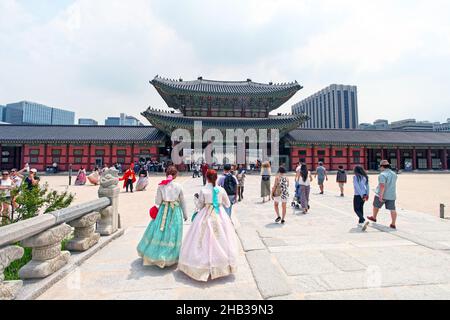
[296,164,312,214]
[353,165,370,230]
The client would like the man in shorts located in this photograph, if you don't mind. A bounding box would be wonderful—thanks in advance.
[367,160,398,229]
[314,162,328,194]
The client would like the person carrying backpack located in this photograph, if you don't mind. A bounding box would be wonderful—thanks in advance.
[218,164,238,217]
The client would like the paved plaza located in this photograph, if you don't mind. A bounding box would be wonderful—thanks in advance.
[36,173,450,300]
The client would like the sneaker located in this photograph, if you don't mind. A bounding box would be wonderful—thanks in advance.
[357,223,364,228]
[367,216,377,223]
[362,221,370,231]
[390,224,396,229]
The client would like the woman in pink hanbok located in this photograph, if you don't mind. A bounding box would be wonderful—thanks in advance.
[178,169,239,282]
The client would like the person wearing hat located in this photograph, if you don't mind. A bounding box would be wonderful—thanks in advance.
[24,168,40,190]
[367,160,398,229]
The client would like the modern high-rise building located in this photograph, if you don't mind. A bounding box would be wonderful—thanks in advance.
[78,118,98,125]
[292,84,358,129]
[105,113,142,126]
[4,101,74,125]
[0,105,5,122]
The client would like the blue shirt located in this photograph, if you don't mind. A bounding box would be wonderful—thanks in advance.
[353,175,369,197]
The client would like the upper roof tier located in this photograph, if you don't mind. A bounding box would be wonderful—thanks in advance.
[151,76,302,115]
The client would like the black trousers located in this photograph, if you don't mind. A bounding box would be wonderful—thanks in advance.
[126,179,134,192]
[202,175,206,185]
[353,195,365,223]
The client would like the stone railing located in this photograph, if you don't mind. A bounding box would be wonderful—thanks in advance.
[0,168,121,300]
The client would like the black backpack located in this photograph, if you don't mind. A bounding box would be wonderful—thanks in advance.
[223,174,237,195]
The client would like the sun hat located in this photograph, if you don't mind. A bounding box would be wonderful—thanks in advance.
[379,160,390,166]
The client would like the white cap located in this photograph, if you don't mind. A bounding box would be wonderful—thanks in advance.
[30,168,37,173]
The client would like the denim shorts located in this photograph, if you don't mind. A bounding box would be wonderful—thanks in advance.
[373,196,396,211]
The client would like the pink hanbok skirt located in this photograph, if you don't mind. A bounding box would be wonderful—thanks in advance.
[178,205,238,282]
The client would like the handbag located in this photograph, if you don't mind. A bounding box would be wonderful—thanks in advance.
[272,179,282,197]
[149,206,159,219]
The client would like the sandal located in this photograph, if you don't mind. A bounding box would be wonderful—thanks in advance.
[281,219,285,224]
[275,217,281,223]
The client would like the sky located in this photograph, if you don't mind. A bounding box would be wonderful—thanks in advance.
[1,0,450,125]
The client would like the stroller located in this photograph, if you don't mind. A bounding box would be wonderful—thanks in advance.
[291,182,301,210]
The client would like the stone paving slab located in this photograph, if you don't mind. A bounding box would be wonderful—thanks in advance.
[245,250,291,299]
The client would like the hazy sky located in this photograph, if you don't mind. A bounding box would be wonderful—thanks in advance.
[1,0,449,125]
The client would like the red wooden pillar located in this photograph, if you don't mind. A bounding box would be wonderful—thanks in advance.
[442,148,448,170]
[0,143,2,170]
[21,144,25,169]
[427,148,432,170]
[396,147,401,170]
[311,145,315,170]
[43,144,48,171]
[346,145,351,170]
[329,145,333,170]
[87,143,92,171]
[362,146,367,170]
[109,144,113,167]
[66,144,70,171]
[412,147,417,170]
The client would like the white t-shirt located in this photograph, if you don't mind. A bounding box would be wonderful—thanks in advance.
[0,179,12,197]
[12,176,22,188]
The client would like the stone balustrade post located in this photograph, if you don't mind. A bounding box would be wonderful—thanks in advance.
[66,212,101,251]
[19,223,72,279]
[0,246,24,300]
[97,168,120,235]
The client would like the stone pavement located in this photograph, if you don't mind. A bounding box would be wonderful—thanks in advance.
[38,174,450,300]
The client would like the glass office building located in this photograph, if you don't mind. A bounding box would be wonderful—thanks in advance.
[0,105,5,122]
[292,84,359,129]
[78,118,98,125]
[4,101,74,125]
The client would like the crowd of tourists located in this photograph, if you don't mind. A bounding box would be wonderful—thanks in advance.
[260,159,398,230]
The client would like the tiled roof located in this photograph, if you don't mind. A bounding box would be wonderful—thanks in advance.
[0,125,165,143]
[151,76,302,96]
[141,107,309,136]
[286,129,450,146]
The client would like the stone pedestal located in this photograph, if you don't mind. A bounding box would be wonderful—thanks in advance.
[98,168,120,236]
[0,246,24,300]
[66,212,101,251]
[19,224,71,279]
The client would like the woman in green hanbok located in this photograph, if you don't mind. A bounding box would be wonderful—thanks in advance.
[137,166,187,268]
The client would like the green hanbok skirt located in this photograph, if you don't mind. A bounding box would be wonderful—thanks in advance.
[137,201,183,268]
